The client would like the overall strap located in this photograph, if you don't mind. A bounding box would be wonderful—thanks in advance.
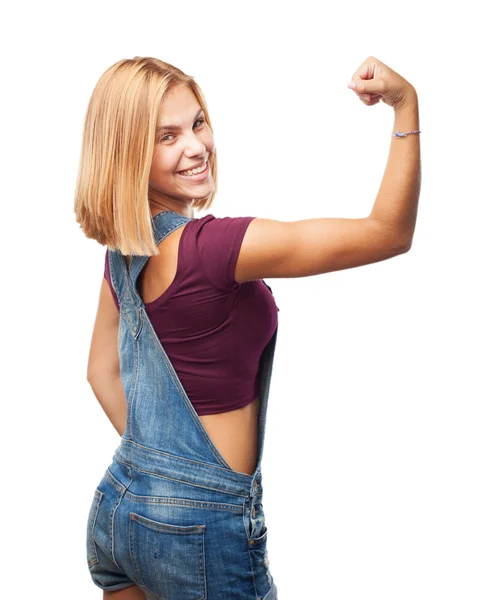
[128,210,193,302]
[107,211,193,336]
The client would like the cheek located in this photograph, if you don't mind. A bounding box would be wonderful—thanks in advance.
[205,131,215,151]
[149,161,161,183]
[149,152,177,180]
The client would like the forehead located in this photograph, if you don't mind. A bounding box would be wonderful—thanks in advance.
[158,84,202,124]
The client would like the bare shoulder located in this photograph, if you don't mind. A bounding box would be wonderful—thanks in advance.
[234,216,410,284]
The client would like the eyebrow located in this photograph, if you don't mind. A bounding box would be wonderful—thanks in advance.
[157,108,204,132]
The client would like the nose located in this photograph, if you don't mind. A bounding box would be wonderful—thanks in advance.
[183,132,209,159]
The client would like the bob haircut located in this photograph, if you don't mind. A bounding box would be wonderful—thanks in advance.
[74,56,218,256]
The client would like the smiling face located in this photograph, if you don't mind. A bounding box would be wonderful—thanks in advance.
[148,83,216,216]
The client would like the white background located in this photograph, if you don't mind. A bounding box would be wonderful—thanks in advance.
[2,1,478,598]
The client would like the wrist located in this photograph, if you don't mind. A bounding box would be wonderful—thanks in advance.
[393,90,420,134]
[394,86,418,114]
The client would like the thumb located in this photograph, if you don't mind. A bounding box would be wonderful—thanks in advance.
[347,80,372,93]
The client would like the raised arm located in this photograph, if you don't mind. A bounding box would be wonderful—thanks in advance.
[235,88,420,283]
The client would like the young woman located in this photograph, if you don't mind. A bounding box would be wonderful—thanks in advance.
[76,55,420,600]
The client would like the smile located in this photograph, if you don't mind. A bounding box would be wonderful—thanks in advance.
[177,160,210,181]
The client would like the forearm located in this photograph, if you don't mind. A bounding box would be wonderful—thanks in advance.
[87,375,127,437]
[369,90,421,246]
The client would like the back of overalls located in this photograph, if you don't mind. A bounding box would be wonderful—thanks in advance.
[86,210,279,600]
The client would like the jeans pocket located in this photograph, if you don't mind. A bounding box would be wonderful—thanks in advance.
[86,488,103,568]
[129,511,207,600]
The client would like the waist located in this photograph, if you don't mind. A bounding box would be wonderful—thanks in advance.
[114,437,263,499]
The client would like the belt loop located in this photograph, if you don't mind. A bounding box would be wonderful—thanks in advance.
[250,471,262,497]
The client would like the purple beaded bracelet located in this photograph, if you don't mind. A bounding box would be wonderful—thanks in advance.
[392,130,421,138]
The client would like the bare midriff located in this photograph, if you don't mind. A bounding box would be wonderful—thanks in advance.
[198,396,259,476]
[129,217,259,478]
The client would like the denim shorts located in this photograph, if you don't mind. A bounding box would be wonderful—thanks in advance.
[88,211,279,598]
[86,453,278,599]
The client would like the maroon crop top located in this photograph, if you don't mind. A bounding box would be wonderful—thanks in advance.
[104,214,279,415]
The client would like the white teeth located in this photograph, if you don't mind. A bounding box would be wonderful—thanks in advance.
[179,161,207,176]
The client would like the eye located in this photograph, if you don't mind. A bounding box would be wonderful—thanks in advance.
[160,118,205,143]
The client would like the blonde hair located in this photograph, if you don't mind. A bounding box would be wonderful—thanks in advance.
[73,56,218,256]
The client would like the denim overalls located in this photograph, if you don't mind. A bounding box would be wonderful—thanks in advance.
[86,210,279,599]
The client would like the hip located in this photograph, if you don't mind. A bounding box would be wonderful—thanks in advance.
[86,455,276,599]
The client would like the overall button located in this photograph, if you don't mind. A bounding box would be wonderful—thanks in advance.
[252,506,256,517]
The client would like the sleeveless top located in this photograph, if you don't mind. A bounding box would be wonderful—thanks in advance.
[104,213,279,415]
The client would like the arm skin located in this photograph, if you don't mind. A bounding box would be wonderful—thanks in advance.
[86,277,126,437]
[234,90,421,284]
[88,374,127,437]
[369,89,421,245]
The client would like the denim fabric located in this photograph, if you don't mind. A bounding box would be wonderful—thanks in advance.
[86,210,279,599]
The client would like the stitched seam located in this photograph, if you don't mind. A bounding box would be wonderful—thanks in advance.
[114,455,249,499]
[125,336,139,439]
[111,468,133,570]
[119,438,250,475]
[105,468,125,493]
[123,492,243,512]
[87,489,103,567]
